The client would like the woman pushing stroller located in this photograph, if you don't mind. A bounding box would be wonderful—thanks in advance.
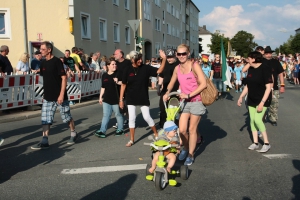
[163,44,207,166]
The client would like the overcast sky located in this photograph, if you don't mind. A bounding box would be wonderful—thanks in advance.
[194,0,300,49]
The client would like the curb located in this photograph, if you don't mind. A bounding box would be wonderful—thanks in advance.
[0,100,98,124]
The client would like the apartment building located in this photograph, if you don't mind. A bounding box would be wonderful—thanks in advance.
[137,0,200,59]
[0,0,200,67]
[0,0,135,67]
[198,25,212,55]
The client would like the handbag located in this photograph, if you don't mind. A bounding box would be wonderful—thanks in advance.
[191,64,218,106]
[114,82,127,114]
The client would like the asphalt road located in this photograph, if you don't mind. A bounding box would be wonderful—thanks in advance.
[0,87,300,200]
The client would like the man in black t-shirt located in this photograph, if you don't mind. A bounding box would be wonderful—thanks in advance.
[31,41,79,150]
[263,46,284,126]
[211,54,223,97]
[0,45,13,75]
[157,48,180,128]
[114,49,131,126]
[64,49,80,75]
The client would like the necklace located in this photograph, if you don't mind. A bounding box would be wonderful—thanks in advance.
[133,67,139,75]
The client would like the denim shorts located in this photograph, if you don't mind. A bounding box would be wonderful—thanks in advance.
[181,100,206,116]
[41,100,72,125]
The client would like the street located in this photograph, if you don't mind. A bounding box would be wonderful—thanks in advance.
[0,87,300,200]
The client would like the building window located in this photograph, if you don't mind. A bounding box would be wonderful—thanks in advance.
[155,18,161,31]
[113,0,119,6]
[143,0,151,21]
[124,0,130,10]
[163,10,165,20]
[99,18,107,41]
[176,9,179,19]
[155,0,160,7]
[177,28,180,37]
[167,23,171,35]
[0,9,11,39]
[113,22,120,42]
[172,25,175,36]
[163,33,165,47]
[125,26,130,44]
[80,12,91,39]
[171,5,174,16]
[166,2,170,13]
[155,42,161,55]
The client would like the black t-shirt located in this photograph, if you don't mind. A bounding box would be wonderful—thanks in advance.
[212,61,221,78]
[159,60,180,94]
[263,58,284,90]
[0,54,13,75]
[122,64,158,105]
[116,59,131,81]
[0,59,5,72]
[246,63,273,107]
[64,57,76,72]
[40,56,68,101]
[102,72,119,105]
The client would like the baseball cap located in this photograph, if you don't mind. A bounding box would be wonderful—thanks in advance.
[34,50,41,55]
[165,48,176,57]
[163,121,178,132]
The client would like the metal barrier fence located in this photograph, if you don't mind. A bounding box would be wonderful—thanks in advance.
[0,71,102,111]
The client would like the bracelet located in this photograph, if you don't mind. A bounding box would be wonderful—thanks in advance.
[119,99,123,102]
[187,94,190,99]
[280,85,285,87]
[261,100,265,103]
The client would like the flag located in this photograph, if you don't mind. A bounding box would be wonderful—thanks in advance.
[221,38,232,88]
[227,41,232,57]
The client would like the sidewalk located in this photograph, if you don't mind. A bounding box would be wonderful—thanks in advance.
[0,97,99,124]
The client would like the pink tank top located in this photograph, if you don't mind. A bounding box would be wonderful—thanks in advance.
[177,64,201,101]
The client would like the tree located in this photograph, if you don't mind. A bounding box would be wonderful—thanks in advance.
[208,33,230,55]
[276,35,294,54]
[230,30,257,57]
[291,34,300,53]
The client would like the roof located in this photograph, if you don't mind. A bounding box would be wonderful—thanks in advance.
[296,28,300,31]
[199,26,212,35]
[190,0,200,12]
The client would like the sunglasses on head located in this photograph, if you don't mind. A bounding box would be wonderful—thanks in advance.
[177,52,187,56]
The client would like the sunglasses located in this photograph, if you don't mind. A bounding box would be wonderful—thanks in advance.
[177,52,187,56]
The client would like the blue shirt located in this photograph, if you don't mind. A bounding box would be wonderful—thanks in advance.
[31,58,41,70]
[202,65,211,77]
[234,66,243,80]
[229,66,233,73]
[295,64,299,73]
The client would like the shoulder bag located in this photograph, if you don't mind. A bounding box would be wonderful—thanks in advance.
[191,63,218,106]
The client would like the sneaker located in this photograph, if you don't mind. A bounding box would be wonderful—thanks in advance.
[115,129,124,136]
[257,131,263,138]
[197,136,204,145]
[270,121,277,126]
[94,130,106,138]
[123,120,129,125]
[67,134,79,145]
[31,142,49,150]
[184,156,194,166]
[239,88,242,92]
[112,123,118,129]
[248,143,259,150]
[235,90,238,93]
[0,137,4,146]
[69,101,75,105]
[258,144,271,153]
[178,149,188,161]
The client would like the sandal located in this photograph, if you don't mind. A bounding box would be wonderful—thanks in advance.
[126,140,134,147]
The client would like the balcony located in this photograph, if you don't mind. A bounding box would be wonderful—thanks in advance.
[186,24,189,31]
[186,8,189,16]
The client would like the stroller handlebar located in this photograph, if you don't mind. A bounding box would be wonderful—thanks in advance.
[166,91,181,98]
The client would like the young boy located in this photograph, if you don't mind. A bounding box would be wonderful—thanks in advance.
[148,121,179,173]
[202,62,212,79]
[234,60,243,93]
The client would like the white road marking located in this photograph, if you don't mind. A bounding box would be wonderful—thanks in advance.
[263,154,292,159]
[61,164,147,174]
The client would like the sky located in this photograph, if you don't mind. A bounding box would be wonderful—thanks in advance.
[193,0,300,49]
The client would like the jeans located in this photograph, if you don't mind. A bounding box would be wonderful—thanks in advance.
[213,78,226,92]
[100,102,123,133]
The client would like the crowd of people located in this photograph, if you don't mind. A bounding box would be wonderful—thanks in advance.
[0,42,298,166]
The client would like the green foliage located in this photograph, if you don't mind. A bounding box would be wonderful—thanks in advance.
[291,34,300,53]
[277,35,294,54]
[230,30,258,58]
[208,33,229,54]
